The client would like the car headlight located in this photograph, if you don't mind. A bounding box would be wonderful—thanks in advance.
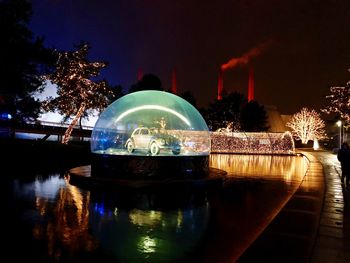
[160,139,166,145]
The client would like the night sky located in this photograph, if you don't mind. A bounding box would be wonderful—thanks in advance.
[29,0,350,114]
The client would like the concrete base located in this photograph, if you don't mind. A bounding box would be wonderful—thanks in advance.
[68,165,226,191]
[91,153,210,179]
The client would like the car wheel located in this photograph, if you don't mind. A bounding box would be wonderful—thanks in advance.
[126,141,134,153]
[150,142,160,156]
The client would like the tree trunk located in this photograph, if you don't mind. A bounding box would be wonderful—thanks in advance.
[79,115,84,142]
[61,103,86,144]
[79,115,83,130]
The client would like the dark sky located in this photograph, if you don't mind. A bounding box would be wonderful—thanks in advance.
[30,0,350,114]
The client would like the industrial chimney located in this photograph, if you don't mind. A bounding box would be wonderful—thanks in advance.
[248,65,254,102]
[137,69,143,81]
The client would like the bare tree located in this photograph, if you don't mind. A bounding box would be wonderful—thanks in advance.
[286,107,327,144]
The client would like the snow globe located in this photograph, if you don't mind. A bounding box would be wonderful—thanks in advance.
[90,90,212,178]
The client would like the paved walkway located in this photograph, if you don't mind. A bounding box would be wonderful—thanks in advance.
[238,149,350,262]
[310,151,350,263]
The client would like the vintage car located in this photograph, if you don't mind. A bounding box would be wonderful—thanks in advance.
[125,127,181,156]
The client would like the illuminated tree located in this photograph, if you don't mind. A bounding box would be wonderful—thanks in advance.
[286,107,327,144]
[322,73,350,125]
[42,43,114,144]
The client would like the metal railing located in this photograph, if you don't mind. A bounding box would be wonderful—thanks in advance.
[39,121,94,130]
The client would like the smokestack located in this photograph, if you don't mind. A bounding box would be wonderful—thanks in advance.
[171,69,177,94]
[137,69,143,81]
[248,65,254,102]
[217,68,223,100]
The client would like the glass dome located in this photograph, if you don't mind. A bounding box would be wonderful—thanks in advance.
[91,90,210,157]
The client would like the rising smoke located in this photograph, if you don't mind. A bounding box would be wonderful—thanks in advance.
[221,40,273,70]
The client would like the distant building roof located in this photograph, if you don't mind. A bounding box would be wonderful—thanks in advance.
[265,105,289,132]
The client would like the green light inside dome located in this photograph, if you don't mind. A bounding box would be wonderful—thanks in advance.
[91,90,210,156]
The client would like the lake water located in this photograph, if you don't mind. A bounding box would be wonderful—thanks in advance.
[1,154,308,263]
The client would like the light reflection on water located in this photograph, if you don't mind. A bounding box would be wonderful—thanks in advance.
[14,176,96,258]
[14,174,209,262]
[89,201,209,262]
[7,154,308,262]
[210,154,308,182]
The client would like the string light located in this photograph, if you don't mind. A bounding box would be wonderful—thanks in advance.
[42,43,114,144]
[322,78,350,125]
[286,107,327,144]
[211,131,295,154]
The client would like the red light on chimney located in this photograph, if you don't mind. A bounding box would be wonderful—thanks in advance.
[248,65,254,102]
[137,69,143,81]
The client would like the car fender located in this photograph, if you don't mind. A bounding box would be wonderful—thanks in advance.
[125,138,134,147]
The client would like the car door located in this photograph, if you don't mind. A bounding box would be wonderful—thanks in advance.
[138,128,152,149]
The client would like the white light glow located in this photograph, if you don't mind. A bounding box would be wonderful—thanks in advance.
[138,236,157,254]
[129,209,162,226]
[336,120,342,147]
[286,108,327,144]
[115,105,191,126]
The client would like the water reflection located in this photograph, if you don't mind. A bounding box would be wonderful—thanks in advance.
[7,154,308,263]
[89,195,209,262]
[15,175,97,260]
[15,174,209,262]
[210,154,308,182]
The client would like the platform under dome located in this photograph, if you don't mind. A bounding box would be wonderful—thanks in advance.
[90,91,211,178]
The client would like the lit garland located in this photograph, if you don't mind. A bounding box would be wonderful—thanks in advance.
[210,131,295,154]
[42,43,114,144]
[286,107,327,144]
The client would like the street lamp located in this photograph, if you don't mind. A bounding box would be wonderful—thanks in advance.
[337,120,342,148]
